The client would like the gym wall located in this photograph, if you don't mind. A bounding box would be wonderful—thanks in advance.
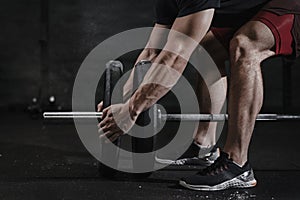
[0,0,299,113]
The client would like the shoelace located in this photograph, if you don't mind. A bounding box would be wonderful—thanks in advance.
[198,154,229,176]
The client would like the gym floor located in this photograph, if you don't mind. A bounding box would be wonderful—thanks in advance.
[1,110,300,200]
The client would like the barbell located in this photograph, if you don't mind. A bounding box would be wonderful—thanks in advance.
[43,59,300,177]
[43,109,300,122]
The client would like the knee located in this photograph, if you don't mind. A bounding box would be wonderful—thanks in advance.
[229,34,257,62]
[230,33,275,69]
[229,33,273,73]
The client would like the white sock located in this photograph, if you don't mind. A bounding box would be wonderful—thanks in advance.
[193,141,211,150]
[233,161,244,168]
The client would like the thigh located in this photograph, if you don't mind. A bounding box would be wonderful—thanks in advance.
[234,10,295,56]
[251,11,295,56]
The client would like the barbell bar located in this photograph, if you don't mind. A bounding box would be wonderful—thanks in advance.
[43,109,300,122]
[43,112,103,119]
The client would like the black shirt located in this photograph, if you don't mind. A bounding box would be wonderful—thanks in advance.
[154,0,270,27]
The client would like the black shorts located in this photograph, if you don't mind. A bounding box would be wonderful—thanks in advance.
[154,0,300,57]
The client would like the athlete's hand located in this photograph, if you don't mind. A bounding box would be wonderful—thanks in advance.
[98,101,136,143]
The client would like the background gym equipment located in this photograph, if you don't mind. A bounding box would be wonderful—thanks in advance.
[94,60,156,178]
[97,60,123,178]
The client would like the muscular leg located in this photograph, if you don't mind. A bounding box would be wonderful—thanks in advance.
[224,21,275,165]
[193,31,228,147]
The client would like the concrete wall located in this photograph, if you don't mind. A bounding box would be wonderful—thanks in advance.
[0,0,154,110]
[0,0,41,108]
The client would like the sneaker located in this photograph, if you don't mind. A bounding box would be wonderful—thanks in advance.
[173,147,220,166]
[155,143,219,167]
[179,152,257,191]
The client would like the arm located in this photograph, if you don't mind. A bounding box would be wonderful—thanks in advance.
[99,9,215,142]
[129,9,215,118]
[123,23,171,100]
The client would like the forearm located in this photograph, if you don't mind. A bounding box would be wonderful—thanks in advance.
[123,48,159,101]
[128,10,214,118]
[128,50,188,118]
[126,10,214,118]
[135,48,160,64]
[123,24,170,100]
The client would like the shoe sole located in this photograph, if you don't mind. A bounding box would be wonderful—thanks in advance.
[155,157,175,165]
[179,171,257,191]
[155,148,220,166]
[155,156,214,167]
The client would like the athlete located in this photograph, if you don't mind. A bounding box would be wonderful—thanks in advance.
[98,0,300,191]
